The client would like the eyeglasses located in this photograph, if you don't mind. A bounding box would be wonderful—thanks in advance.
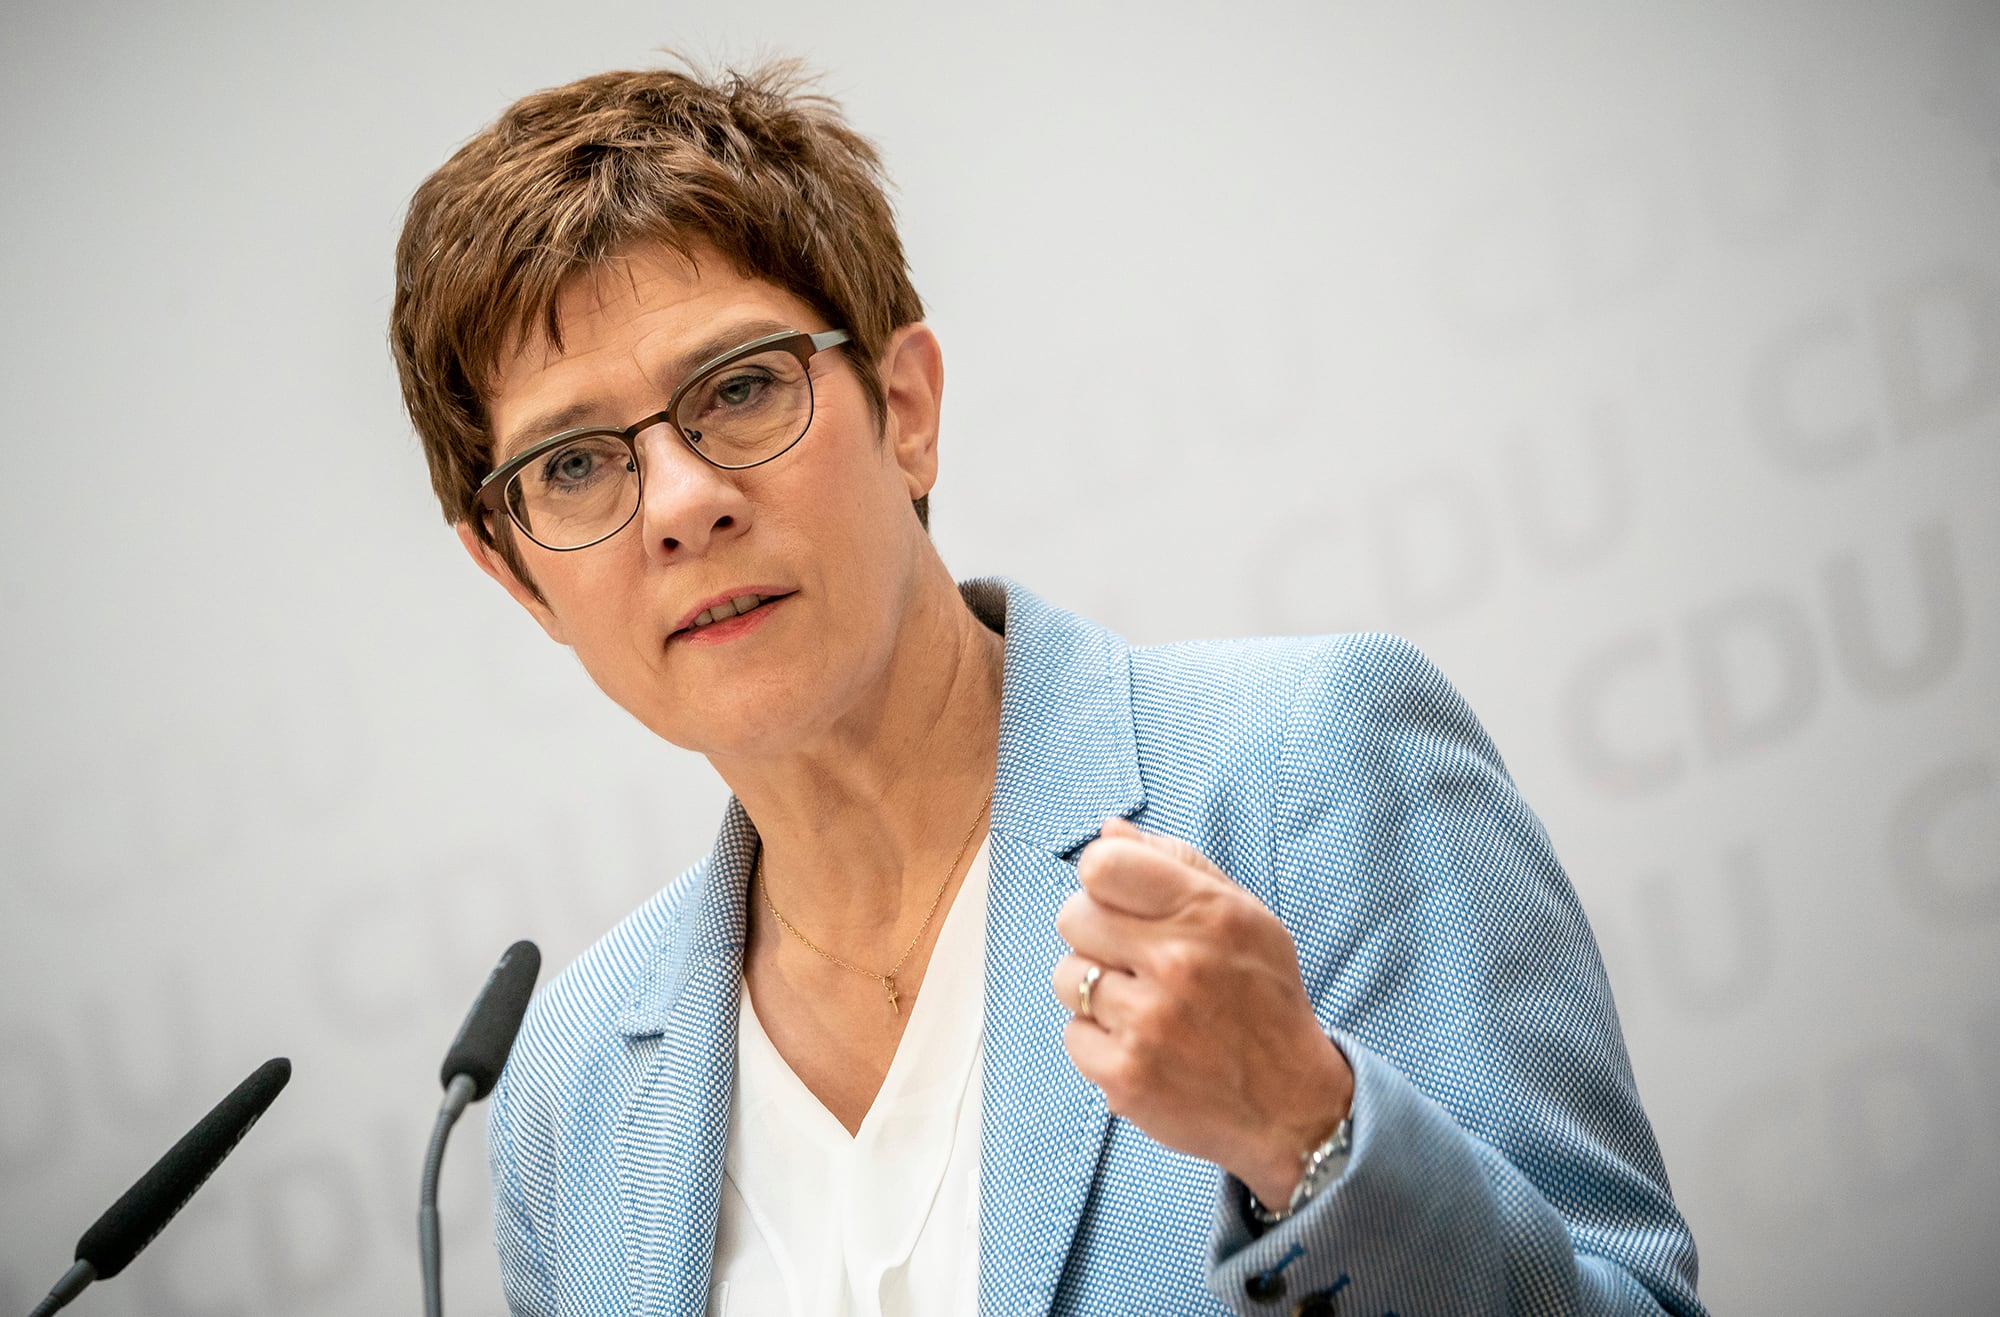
[473,328,851,551]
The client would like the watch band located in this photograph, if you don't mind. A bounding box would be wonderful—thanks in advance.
[1245,1116,1353,1227]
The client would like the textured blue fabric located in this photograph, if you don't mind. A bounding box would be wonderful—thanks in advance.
[487,578,1703,1317]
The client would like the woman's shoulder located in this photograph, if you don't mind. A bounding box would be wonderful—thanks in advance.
[995,580,1459,740]
[1121,631,1514,888]
[1126,629,1466,751]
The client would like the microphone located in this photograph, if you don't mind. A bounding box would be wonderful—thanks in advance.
[27,1057,292,1317]
[421,940,540,1317]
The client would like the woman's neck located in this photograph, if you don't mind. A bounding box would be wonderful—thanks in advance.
[711,565,1004,947]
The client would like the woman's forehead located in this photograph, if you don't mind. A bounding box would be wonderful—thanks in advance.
[518,244,796,361]
[488,245,816,451]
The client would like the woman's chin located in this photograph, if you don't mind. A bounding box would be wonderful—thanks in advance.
[637,690,839,763]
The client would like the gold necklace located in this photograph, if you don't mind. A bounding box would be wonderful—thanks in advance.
[756,799,988,1015]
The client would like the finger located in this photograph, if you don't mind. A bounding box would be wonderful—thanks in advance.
[1054,889,1156,971]
[1062,1012,1124,1090]
[1101,817,1230,880]
[1077,834,1213,919]
[1049,953,1133,1029]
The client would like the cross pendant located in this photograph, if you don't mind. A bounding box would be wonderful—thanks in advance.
[884,976,900,1015]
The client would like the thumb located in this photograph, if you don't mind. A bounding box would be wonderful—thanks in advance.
[1100,817,1229,882]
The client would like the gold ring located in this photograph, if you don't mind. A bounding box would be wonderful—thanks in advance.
[1077,964,1102,1021]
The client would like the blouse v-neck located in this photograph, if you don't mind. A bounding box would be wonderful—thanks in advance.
[711,833,990,1317]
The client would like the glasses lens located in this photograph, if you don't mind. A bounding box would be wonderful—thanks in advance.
[505,433,637,549]
[675,347,815,466]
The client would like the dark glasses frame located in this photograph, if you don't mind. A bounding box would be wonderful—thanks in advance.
[472,327,851,551]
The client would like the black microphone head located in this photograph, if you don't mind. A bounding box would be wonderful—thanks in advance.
[75,1056,291,1279]
[441,940,541,1100]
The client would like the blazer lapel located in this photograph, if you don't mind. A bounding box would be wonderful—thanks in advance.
[980,835,1116,1317]
[611,802,757,1317]
[973,579,1146,1317]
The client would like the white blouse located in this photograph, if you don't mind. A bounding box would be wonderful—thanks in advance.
[710,836,990,1317]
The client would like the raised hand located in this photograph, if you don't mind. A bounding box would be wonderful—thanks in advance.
[1050,818,1355,1210]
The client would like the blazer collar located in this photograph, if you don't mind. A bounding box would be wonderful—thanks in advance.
[613,801,755,1038]
[967,576,1145,855]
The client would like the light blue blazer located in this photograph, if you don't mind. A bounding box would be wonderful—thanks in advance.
[488,579,1704,1316]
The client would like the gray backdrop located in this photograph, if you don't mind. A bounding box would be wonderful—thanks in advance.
[3,2,1996,1313]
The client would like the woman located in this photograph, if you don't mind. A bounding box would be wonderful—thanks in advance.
[391,62,1703,1317]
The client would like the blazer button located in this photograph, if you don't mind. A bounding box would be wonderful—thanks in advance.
[1243,1269,1287,1302]
[1290,1293,1338,1317]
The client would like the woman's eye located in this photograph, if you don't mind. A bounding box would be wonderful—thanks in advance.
[542,444,612,488]
[711,371,769,409]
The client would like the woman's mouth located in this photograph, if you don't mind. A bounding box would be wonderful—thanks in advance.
[689,593,771,630]
[671,590,792,644]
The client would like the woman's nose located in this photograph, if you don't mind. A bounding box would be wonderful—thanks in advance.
[633,424,752,559]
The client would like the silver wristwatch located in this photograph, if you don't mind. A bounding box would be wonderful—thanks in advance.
[1245,1116,1353,1227]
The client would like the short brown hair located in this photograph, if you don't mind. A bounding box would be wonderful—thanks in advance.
[390,59,926,541]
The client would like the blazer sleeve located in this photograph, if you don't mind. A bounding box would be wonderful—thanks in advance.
[1204,634,1705,1317]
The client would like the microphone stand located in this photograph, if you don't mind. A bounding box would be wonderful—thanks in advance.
[419,1073,478,1317]
[26,1262,95,1317]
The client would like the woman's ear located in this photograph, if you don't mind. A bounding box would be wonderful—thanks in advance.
[456,520,569,645]
[876,322,944,502]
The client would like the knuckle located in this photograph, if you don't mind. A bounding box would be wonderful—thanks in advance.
[1102,1048,1145,1100]
[1207,901,1254,944]
[1124,997,1170,1052]
[1209,889,1268,941]
[1149,940,1202,990]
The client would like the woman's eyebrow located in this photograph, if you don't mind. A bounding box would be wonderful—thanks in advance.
[495,317,801,459]
[495,401,602,461]
[663,318,795,383]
